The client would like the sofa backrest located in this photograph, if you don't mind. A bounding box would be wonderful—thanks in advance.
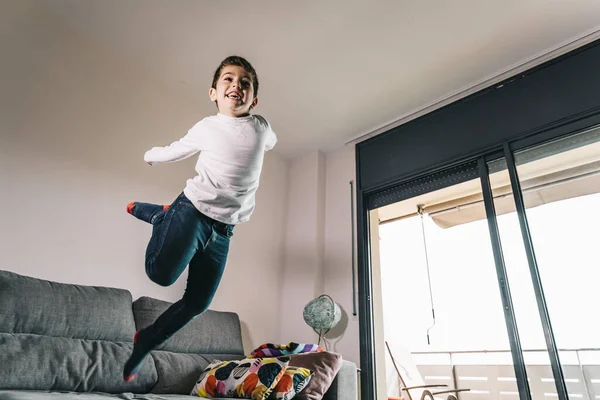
[133,296,244,355]
[0,270,246,395]
[0,270,135,341]
[0,270,156,393]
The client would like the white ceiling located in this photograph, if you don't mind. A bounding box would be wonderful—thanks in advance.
[40,0,600,158]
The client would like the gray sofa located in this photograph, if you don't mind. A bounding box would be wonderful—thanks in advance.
[0,270,357,400]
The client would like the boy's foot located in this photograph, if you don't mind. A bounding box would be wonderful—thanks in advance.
[123,329,152,382]
[126,202,170,224]
[126,202,136,215]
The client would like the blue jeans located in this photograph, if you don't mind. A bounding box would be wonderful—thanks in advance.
[134,192,234,350]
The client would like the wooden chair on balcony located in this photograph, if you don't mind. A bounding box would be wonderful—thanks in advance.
[385,341,471,400]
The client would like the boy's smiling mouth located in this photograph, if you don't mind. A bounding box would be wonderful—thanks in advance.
[226,92,242,100]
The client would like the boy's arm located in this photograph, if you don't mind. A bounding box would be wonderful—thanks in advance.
[144,122,203,164]
[256,115,277,152]
[265,129,277,152]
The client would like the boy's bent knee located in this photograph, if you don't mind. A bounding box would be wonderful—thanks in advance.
[152,275,176,287]
[149,272,176,287]
[146,262,177,287]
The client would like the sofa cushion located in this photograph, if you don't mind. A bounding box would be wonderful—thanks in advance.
[0,270,136,342]
[0,333,156,393]
[288,352,343,400]
[150,351,242,395]
[133,297,244,355]
[322,361,358,400]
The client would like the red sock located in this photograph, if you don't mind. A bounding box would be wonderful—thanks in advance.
[127,202,135,214]
[163,204,170,211]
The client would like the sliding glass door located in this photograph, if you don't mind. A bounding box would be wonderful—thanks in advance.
[377,172,520,399]
[485,157,558,398]
[509,126,600,399]
[368,124,600,400]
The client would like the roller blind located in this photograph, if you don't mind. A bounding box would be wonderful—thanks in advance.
[367,161,479,210]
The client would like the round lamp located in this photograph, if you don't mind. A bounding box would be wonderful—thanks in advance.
[303,294,341,349]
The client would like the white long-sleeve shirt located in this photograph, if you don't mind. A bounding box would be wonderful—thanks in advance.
[144,113,277,225]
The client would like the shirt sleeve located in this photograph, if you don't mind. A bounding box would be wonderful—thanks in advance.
[144,120,205,164]
[265,128,277,152]
[255,115,277,152]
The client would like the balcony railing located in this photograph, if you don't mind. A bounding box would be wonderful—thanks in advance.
[410,348,600,399]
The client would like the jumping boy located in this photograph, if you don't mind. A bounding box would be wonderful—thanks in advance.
[123,56,276,381]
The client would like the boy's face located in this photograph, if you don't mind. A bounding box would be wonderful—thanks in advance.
[209,65,258,118]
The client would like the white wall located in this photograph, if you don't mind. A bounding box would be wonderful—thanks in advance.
[0,1,288,354]
[278,145,360,365]
[279,151,327,343]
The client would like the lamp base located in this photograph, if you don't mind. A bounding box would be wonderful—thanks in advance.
[315,329,329,351]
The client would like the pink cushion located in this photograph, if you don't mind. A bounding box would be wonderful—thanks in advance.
[288,352,343,400]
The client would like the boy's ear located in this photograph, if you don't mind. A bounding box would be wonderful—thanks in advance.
[209,88,217,102]
[250,97,258,109]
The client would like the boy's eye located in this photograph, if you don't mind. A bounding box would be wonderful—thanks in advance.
[224,77,232,82]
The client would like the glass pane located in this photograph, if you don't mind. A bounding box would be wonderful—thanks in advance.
[513,125,600,400]
[375,175,520,399]
[488,158,554,400]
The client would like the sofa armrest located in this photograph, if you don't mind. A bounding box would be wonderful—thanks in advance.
[323,360,358,400]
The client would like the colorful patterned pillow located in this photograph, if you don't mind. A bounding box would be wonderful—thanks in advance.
[269,366,313,400]
[191,357,290,400]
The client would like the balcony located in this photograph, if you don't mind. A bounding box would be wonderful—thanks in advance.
[408,348,600,399]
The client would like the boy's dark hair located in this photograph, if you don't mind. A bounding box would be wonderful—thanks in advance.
[212,56,259,97]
